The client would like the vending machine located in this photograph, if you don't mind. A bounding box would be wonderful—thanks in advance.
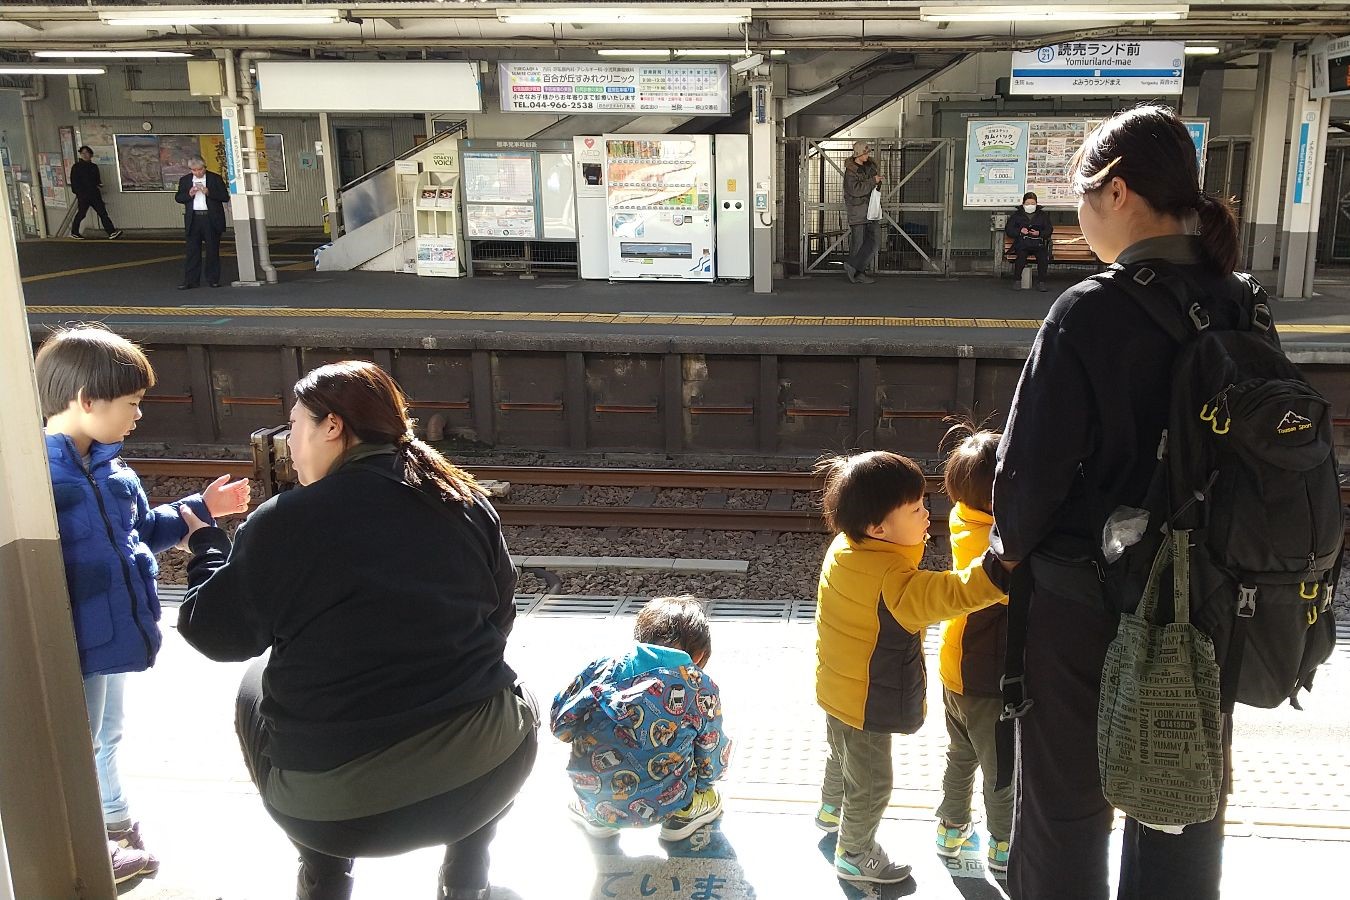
[604,134,715,281]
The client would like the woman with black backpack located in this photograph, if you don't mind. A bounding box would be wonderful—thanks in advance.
[990,105,1248,900]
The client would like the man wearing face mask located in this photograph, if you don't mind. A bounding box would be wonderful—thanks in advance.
[1005,192,1053,292]
[842,140,882,284]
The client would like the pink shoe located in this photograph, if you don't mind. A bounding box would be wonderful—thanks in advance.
[108,822,159,875]
[108,840,152,884]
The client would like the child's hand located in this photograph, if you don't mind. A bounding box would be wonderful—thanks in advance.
[176,504,210,551]
[202,474,251,517]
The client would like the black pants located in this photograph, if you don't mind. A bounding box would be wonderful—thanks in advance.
[1012,245,1049,283]
[73,193,115,235]
[846,221,880,274]
[1008,587,1231,900]
[235,660,539,900]
[184,212,223,286]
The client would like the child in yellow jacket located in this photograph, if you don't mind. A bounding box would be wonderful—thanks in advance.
[934,424,1013,876]
[813,450,1009,886]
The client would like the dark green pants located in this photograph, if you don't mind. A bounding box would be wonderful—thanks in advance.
[935,687,1013,841]
[821,715,893,855]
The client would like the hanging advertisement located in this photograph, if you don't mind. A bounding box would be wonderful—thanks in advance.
[498,61,729,115]
[963,117,1208,208]
[113,131,286,192]
[1012,41,1184,95]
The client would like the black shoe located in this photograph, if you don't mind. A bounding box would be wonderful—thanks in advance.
[208,281,221,288]
[177,284,194,290]
[1038,281,1048,292]
[71,232,86,240]
[108,229,123,239]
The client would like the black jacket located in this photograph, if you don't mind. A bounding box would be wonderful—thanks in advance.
[174,171,229,236]
[176,453,519,771]
[1004,205,1053,255]
[992,235,1268,564]
[70,159,102,197]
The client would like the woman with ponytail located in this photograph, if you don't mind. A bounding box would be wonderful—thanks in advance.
[990,105,1254,900]
[175,360,534,900]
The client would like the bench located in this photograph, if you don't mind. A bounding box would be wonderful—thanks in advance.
[1003,223,1099,288]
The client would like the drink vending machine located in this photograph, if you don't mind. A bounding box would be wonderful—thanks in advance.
[603,134,715,282]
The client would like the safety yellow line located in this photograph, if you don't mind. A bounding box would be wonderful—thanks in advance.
[21,255,184,283]
[21,304,1350,332]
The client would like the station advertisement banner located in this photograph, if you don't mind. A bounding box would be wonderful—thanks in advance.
[963,116,1208,209]
[498,61,729,115]
[113,129,285,193]
[1012,41,1184,95]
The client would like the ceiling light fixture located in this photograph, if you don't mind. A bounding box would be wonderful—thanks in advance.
[500,7,752,25]
[675,49,785,57]
[0,65,107,75]
[100,9,342,27]
[1183,45,1221,56]
[597,49,674,57]
[919,4,1187,22]
[35,50,193,59]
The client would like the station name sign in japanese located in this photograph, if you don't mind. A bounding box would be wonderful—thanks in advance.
[498,62,729,115]
[1012,41,1184,95]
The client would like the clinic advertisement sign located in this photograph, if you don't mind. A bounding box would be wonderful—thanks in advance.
[498,61,729,115]
[964,116,1208,209]
[1012,41,1184,95]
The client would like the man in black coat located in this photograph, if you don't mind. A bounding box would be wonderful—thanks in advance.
[69,145,122,239]
[1004,191,1053,292]
[174,156,230,289]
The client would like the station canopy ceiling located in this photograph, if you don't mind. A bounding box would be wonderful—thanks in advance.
[2,2,1347,58]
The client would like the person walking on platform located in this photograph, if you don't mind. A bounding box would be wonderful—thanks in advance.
[992,105,1251,900]
[69,145,122,240]
[842,140,882,284]
[1005,191,1051,292]
[174,156,229,289]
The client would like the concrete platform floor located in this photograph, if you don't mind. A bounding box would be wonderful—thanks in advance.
[101,598,1350,900]
[16,232,1350,351]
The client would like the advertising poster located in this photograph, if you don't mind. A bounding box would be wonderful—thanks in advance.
[114,132,284,192]
[59,126,78,176]
[37,152,67,208]
[463,152,536,204]
[80,122,117,167]
[116,134,163,191]
[499,61,729,115]
[466,204,537,239]
[265,133,287,191]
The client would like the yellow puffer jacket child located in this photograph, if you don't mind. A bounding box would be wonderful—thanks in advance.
[938,503,1010,698]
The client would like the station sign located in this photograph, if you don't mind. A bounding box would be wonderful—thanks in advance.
[1011,41,1184,95]
[1310,35,1350,99]
[498,61,729,115]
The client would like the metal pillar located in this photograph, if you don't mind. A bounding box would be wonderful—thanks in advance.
[0,163,116,899]
[319,111,341,237]
[219,49,260,285]
[1246,43,1294,271]
[1277,52,1331,301]
[239,53,277,284]
[750,76,777,294]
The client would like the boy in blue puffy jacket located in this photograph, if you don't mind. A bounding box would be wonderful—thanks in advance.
[36,325,250,883]
[551,595,731,842]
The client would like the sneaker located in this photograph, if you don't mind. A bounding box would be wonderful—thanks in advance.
[843,263,858,283]
[659,787,722,841]
[987,837,1011,875]
[568,799,619,838]
[835,843,913,885]
[935,820,977,858]
[1037,281,1047,292]
[108,840,151,884]
[71,232,86,240]
[108,229,124,239]
[814,803,841,833]
[856,273,877,284]
[108,821,159,874]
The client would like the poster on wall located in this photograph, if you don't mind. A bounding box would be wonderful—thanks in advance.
[466,204,537,239]
[59,126,78,178]
[463,152,535,204]
[38,152,68,208]
[79,122,116,167]
[963,117,1208,208]
[114,132,287,192]
[498,61,729,115]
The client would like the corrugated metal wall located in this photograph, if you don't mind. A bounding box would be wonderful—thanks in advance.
[12,64,427,231]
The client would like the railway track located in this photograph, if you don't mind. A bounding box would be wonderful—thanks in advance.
[131,458,1350,539]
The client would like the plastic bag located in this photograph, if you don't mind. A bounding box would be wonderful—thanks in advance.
[1102,505,1149,564]
[866,188,882,221]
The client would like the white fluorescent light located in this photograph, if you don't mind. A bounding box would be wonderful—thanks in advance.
[35,50,193,59]
[100,9,341,27]
[920,5,1187,22]
[676,49,786,57]
[500,7,752,25]
[597,49,673,57]
[1184,45,1221,56]
[0,65,106,75]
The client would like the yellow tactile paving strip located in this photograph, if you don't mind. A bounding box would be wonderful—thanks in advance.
[23,304,1350,333]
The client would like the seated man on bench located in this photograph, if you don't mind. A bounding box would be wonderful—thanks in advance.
[1004,191,1052,292]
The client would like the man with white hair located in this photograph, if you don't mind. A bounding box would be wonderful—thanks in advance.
[842,140,882,284]
[173,156,229,289]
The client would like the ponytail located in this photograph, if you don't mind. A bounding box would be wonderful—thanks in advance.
[1194,192,1241,274]
[397,435,484,504]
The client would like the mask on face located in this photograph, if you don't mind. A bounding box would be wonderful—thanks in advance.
[1023,203,1036,214]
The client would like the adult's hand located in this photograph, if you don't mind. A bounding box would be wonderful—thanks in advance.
[874,174,882,184]
[177,504,210,551]
[203,474,251,517]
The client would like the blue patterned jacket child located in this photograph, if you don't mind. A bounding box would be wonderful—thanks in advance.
[551,643,731,828]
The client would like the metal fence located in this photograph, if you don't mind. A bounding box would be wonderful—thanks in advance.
[784,137,955,277]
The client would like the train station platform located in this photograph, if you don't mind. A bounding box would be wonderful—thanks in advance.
[16,233,1350,353]
[111,594,1350,900]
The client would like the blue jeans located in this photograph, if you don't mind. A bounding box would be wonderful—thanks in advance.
[83,672,131,827]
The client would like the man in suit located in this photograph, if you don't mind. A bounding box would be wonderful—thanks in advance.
[174,156,229,289]
[69,145,122,239]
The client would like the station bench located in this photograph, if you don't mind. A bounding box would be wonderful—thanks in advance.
[1003,223,1099,288]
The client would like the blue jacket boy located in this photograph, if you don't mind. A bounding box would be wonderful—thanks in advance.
[46,433,212,676]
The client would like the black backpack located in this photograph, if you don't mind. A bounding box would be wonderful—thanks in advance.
[1097,261,1343,711]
